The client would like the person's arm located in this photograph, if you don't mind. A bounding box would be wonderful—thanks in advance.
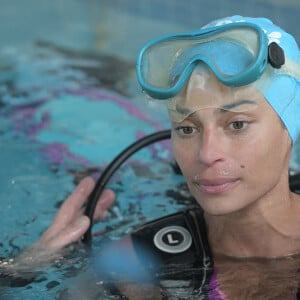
[1,177,162,298]
[0,177,115,274]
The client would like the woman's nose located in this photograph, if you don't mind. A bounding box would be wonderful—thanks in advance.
[197,128,225,167]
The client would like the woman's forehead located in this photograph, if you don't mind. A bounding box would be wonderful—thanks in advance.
[167,67,267,122]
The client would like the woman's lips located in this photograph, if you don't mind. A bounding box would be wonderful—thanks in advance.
[194,178,240,194]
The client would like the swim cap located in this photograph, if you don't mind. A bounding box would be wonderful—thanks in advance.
[203,16,300,143]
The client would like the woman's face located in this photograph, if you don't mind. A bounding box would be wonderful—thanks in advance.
[171,71,292,216]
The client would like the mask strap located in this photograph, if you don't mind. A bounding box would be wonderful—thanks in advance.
[278,56,300,80]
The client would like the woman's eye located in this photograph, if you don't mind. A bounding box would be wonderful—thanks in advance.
[229,121,248,130]
[176,126,196,135]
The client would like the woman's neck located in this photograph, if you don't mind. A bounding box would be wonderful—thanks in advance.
[204,183,300,258]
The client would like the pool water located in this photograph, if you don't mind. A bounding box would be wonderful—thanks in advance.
[0,29,191,300]
[1,1,300,299]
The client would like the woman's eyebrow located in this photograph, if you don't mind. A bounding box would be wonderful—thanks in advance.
[174,99,257,115]
[175,105,193,115]
[172,99,258,121]
[219,99,258,112]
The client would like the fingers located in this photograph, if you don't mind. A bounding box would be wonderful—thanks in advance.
[39,176,116,251]
[41,177,95,242]
[40,215,91,250]
[93,189,116,221]
[60,177,96,218]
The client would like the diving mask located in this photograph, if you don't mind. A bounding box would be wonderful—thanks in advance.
[136,22,300,100]
[136,16,300,142]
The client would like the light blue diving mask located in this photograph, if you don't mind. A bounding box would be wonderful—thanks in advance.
[136,16,300,142]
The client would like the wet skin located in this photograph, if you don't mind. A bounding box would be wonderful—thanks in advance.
[171,99,291,216]
[171,74,300,258]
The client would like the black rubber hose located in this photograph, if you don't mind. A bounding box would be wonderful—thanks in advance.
[82,129,171,245]
[289,173,300,192]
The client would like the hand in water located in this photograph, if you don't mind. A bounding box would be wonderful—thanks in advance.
[36,176,115,251]
[0,177,114,285]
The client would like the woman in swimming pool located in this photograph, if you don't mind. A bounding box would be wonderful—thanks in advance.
[5,15,300,299]
[136,14,300,258]
[134,15,300,298]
